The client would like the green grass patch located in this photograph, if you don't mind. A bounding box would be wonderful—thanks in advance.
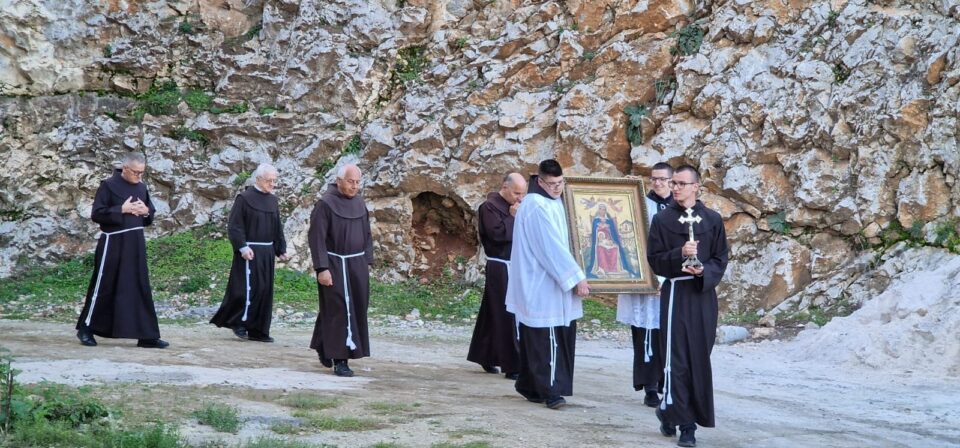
[366,401,413,414]
[369,273,481,320]
[670,23,704,56]
[183,89,213,112]
[192,402,241,433]
[394,46,428,83]
[279,394,339,410]
[720,309,761,325]
[431,442,491,448]
[766,211,791,235]
[582,299,616,326]
[446,428,493,439]
[342,134,362,154]
[132,80,181,121]
[269,421,301,434]
[623,104,648,146]
[168,126,209,147]
[0,357,183,447]
[245,437,333,448]
[210,101,248,114]
[234,170,252,187]
[291,410,380,431]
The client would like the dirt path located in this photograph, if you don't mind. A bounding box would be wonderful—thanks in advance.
[1,320,956,447]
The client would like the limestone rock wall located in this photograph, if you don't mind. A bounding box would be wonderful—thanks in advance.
[1,0,958,314]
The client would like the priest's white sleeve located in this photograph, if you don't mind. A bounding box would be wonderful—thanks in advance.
[527,203,585,291]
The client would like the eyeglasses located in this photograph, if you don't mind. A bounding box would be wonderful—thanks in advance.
[124,167,145,176]
[650,177,670,183]
[668,180,697,189]
[540,178,564,189]
[258,177,277,184]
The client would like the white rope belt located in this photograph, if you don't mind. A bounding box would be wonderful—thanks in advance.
[661,275,695,411]
[644,327,654,363]
[487,257,510,266]
[243,241,274,322]
[549,326,558,387]
[328,250,366,350]
[84,226,145,326]
[486,257,520,340]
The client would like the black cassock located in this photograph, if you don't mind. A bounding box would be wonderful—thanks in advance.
[75,169,160,339]
[308,185,373,365]
[647,200,728,428]
[467,192,520,374]
[210,187,287,337]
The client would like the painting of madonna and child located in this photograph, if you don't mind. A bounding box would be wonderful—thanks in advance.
[562,176,659,294]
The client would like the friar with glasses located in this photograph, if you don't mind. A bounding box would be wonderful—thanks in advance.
[647,164,729,448]
[210,163,290,343]
[75,152,168,349]
[505,159,590,410]
[617,161,674,408]
[308,164,373,377]
[467,172,527,380]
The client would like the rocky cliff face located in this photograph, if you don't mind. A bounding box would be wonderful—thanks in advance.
[2,0,958,314]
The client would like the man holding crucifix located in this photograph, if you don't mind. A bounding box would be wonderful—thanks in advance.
[646,164,729,448]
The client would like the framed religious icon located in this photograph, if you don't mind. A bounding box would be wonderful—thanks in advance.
[562,176,659,294]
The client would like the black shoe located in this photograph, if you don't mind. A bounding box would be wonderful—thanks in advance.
[656,408,677,437]
[482,365,499,374]
[232,327,248,340]
[77,329,97,347]
[333,360,354,377]
[137,338,169,349]
[526,397,545,403]
[678,428,696,447]
[643,390,661,408]
[545,396,566,410]
[248,335,274,343]
[504,372,519,380]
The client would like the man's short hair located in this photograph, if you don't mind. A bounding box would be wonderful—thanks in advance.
[538,159,563,177]
[122,152,146,166]
[336,164,360,179]
[253,163,277,180]
[674,164,700,182]
[651,162,674,175]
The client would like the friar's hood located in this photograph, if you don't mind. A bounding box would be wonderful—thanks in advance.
[322,183,366,218]
[237,186,279,212]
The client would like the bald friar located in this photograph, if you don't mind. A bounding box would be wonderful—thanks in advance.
[467,173,527,379]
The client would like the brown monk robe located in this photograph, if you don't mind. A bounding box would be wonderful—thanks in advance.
[308,164,373,377]
[467,173,527,378]
[75,153,167,349]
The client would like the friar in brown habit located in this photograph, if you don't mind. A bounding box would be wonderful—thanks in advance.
[467,172,527,379]
[308,163,373,377]
[75,152,167,349]
[210,163,289,343]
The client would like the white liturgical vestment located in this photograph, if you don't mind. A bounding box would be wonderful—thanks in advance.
[616,196,667,328]
[505,192,586,328]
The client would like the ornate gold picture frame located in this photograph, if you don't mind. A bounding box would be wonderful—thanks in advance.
[562,176,659,294]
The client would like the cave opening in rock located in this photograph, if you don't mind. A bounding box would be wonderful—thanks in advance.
[410,192,479,279]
